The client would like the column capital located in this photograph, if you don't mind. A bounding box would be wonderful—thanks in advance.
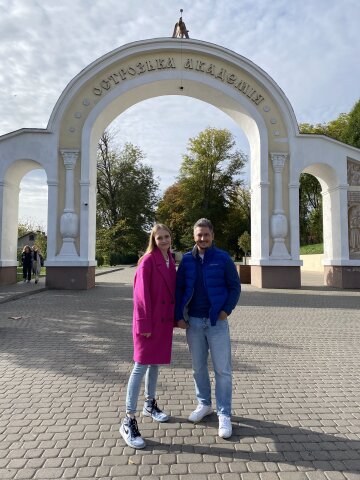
[270,152,288,172]
[60,149,79,169]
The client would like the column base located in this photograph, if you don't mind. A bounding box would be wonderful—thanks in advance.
[251,265,301,289]
[235,264,251,284]
[0,266,17,286]
[46,266,95,290]
[324,266,360,289]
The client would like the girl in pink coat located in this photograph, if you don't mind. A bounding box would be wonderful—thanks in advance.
[120,224,176,449]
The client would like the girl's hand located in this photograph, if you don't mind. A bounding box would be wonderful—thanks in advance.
[141,333,151,338]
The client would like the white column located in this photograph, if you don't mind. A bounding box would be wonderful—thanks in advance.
[0,180,20,265]
[250,181,270,262]
[46,181,58,261]
[59,149,79,257]
[322,184,349,262]
[288,182,300,260]
[270,153,291,259]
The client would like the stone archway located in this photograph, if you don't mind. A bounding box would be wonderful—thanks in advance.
[1,38,359,289]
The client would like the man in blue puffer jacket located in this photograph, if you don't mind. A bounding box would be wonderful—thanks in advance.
[176,218,241,438]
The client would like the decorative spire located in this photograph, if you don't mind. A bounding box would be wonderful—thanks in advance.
[172,8,189,38]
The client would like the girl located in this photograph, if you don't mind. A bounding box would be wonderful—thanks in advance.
[21,245,33,283]
[119,224,176,449]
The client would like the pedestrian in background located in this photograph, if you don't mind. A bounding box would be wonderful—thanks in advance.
[21,245,33,283]
[32,245,42,284]
[119,224,176,449]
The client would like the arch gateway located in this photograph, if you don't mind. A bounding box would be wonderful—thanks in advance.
[0,38,360,289]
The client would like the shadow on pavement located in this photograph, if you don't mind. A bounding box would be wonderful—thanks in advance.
[144,416,360,473]
[0,281,312,382]
[240,288,360,310]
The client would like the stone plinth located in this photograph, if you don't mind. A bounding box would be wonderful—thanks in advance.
[324,266,360,289]
[46,266,95,290]
[251,265,301,289]
[0,266,17,286]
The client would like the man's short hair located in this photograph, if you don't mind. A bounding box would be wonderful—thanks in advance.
[193,218,214,232]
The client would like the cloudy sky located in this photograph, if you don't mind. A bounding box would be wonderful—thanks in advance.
[0,0,359,230]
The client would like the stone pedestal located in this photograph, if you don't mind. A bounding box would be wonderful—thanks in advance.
[236,264,251,284]
[251,265,301,289]
[324,266,360,289]
[0,266,17,286]
[46,266,95,290]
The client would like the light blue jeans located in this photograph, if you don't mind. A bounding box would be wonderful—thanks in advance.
[186,316,232,417]
[125,363,159,414]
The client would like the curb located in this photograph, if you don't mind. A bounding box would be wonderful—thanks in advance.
[0,286,48,305]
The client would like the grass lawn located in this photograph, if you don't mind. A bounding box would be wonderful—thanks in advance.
[300,243,324,255]
[17,267,46,282]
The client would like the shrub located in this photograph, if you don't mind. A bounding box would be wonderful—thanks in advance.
[109,252,138,266]
[96,254,105,267]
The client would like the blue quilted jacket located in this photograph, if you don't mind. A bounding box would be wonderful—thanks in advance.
[175,245,241,326]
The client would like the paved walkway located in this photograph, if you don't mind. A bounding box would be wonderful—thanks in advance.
[0,268,360,479]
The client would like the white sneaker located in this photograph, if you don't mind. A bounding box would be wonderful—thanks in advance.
[218,414,232,438]
[188,404,213,422]
[142,399,169,422]
[119,417,146,449]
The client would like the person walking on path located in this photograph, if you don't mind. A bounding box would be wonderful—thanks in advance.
[31,245,42,284]
[176,218,241,438]
[21,245,33,283]
[119,224,177,449]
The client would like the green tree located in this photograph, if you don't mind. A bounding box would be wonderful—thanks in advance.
[221,186,251,258]
[299,173,323,245]
[238,231,251,264]
[299,98,360,147]
[96,130,159,259]
[299,114,350,143]
[156,182,188,250]
[345,99,360,148]
[158,127,247,251]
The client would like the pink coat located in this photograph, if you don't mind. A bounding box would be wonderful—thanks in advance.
[132,247,176,364]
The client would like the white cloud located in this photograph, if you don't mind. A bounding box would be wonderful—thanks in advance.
[0,0,359,230]
[18,170,48,229]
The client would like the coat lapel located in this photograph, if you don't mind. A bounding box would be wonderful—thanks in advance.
[152,248,176,297]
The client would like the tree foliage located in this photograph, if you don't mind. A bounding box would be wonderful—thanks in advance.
[157,127,248,254]
[96,130,159,260]
[346,99,360,148]
[299,173,323,245]
[299,113,350,143]
[299,98,360,148]
[238,231,251,264]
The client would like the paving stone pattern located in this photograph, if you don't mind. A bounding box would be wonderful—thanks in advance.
[0,269,360,479]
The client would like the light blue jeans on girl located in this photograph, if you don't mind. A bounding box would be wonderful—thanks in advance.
[125,363,159,414]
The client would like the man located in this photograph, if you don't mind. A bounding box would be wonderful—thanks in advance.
[176,218,241,438]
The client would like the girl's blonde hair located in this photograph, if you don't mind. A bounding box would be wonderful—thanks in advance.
[138,223,172,264]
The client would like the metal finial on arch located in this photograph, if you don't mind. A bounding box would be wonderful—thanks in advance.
[172,8,189,38]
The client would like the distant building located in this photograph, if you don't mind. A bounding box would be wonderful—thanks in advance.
[17,231,45,250]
